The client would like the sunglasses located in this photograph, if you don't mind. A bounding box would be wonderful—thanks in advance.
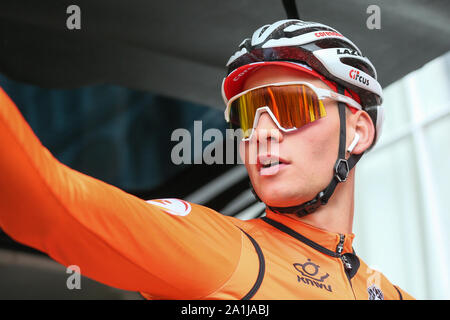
[224,81,362,141]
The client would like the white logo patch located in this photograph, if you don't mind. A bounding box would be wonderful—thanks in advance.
[367,284,384,300]
[146,198,192,216]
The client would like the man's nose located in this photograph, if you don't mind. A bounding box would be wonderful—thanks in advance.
[252,111,283,144]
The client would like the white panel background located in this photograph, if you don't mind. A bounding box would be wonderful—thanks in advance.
[354,51,450,299]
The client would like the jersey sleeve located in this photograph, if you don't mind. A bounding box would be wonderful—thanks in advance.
[0,87,243,299]
[393,285,415,300]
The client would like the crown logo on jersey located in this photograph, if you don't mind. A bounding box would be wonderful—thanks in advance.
[293,259,332,293]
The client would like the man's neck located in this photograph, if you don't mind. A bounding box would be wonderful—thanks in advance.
[284,171,355,235]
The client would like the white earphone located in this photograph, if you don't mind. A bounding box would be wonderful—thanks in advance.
[347,133,360,153]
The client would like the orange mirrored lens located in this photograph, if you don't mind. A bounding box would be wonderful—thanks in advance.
[229,84,326,138]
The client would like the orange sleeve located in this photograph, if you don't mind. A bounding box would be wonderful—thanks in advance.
[0,87,243,299]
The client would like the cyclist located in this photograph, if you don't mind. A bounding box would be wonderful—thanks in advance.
[0,19,413,299]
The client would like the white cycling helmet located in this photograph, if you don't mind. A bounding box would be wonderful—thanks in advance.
[223,19,384,145]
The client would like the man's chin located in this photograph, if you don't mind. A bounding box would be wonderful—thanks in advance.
[251,177,319,207]
[258,192,310,208]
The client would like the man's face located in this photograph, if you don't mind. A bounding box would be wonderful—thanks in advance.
[239,65,343,207]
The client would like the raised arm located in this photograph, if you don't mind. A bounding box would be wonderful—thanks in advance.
[0,87,243,299]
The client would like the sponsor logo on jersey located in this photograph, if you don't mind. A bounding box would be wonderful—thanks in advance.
[314,31,343,38]
[349,69,370,86]
[146,198,191,216]
[293,259,332,292]
[336,48,361,56]
[367,284,384,300]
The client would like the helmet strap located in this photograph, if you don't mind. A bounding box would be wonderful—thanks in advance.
[256,84,363,217]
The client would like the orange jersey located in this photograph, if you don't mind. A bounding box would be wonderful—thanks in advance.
[0,87,413,300]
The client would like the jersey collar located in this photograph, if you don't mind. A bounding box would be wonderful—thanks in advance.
[263,210,355,256]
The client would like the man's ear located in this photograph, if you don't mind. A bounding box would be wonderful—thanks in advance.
[347,110,375,155]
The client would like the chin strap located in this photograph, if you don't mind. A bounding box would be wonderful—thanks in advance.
[253,84,364,217]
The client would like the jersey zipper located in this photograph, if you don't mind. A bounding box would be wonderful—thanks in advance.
[261,218,360,298]
[336,234,356,299]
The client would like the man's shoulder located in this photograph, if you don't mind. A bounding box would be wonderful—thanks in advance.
[354,256,415,300]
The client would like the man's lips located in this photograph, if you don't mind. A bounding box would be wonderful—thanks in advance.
[257,154,290,175]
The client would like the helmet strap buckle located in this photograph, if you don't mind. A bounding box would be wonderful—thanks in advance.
[334,158,350,182]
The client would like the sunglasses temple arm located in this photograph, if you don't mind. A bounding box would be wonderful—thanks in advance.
[317,89,362,110]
